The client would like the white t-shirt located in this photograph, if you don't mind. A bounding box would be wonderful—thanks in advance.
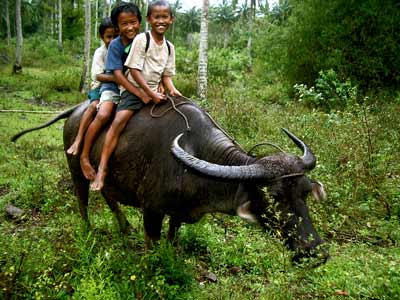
[122,32,175,93]
[90,44,107,90]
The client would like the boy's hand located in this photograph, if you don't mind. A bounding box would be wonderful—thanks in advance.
[169,88,182,97]
[151,91,167,104]
[157,82,165,94]
[139,91,152,104]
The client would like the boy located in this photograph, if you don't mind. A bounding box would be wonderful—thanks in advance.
[91,0,181,191]
[67,17,116,156]
[80,2,148,180]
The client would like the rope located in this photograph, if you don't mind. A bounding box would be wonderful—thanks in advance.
[245,142,285,166]
[150,95,192,132]
[0,109,63,114]
[269,172,305,182]
[247,142,286,156]
[150,95,248,153]
[179,95,247,153]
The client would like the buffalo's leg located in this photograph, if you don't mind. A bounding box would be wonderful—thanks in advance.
[167,217,182,245]
[102,195,132,233]
[72,176,90,229]
[143,210,164,249]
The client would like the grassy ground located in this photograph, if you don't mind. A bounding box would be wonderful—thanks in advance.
[0,41,399,299]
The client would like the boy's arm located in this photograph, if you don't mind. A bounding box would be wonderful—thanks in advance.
[91,47,105,82]
[131,69,166,104]
[113,69,151,104]
[96,72,114,83]
[162,75,181,97]
[161,43,180,96]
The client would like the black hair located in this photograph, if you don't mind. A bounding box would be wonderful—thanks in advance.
[111,2,142,28]
[147,0,173,17]
[98,17,114,37]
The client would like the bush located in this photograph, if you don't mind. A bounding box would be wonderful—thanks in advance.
[294,69,358,111]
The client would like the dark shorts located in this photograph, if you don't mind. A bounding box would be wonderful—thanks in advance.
[88,87,101,103]
[117,91,146,112]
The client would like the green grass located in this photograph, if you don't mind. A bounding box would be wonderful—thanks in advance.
[0,41,399,299]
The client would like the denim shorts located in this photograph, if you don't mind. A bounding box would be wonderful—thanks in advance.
[88,87,101,103]
[97,90,120,110]
[117,91,146,112]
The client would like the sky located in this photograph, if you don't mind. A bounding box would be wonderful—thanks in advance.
[179,0,279,12]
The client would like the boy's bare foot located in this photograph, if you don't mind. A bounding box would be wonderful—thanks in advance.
[90,167,107,191]
[66,141,81,156]
[80,157,96,180]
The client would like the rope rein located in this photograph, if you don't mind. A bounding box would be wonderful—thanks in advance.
[150,95,192,132]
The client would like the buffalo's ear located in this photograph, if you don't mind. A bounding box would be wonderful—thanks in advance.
[311,181,326,201]
[237,201,258,224]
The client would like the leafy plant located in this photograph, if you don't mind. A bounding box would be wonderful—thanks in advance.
[294,69,358,111]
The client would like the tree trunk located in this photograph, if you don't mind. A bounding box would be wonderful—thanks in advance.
[145,0,149,31]
[223,27,229,48]
[197,0,209,101]
[5,0,11,46]
[247,0,255,70]
[13,0,23,73]
[58,0,63,51]
[102,0,108,18]
[51,2,54,37]
[94,0,98,39]
[80,0,91,93]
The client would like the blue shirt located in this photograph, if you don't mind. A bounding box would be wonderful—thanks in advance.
[100,36,133,94]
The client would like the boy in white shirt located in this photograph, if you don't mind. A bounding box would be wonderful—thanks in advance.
[67,18,116,156]
[91,0,181,191]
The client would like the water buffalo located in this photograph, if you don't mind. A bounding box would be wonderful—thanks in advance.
[12,96,328,263]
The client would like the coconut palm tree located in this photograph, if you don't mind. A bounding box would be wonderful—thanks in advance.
[5,0,11,45]
[13,0,23,73]
[197,0,209,100]
[102,0,108,18]
[170,0,182,40]
[57,0,62,51]
[270,0,292,24]
[80,0,91,93]
[94,0,98,38]
[247,0,255,69]
[181,6,201,33]
[213,0,238,48]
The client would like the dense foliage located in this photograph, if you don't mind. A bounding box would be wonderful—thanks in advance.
[2,0,399,95]
[254,0,400,91]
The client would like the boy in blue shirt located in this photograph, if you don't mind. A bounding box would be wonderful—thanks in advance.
[80,2,148,180]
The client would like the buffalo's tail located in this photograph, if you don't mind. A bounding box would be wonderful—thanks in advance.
[11,103,82,142]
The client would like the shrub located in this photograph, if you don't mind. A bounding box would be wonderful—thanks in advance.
[294,69,358,111]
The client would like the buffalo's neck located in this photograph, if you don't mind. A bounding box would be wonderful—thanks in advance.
[203,130,254,166]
